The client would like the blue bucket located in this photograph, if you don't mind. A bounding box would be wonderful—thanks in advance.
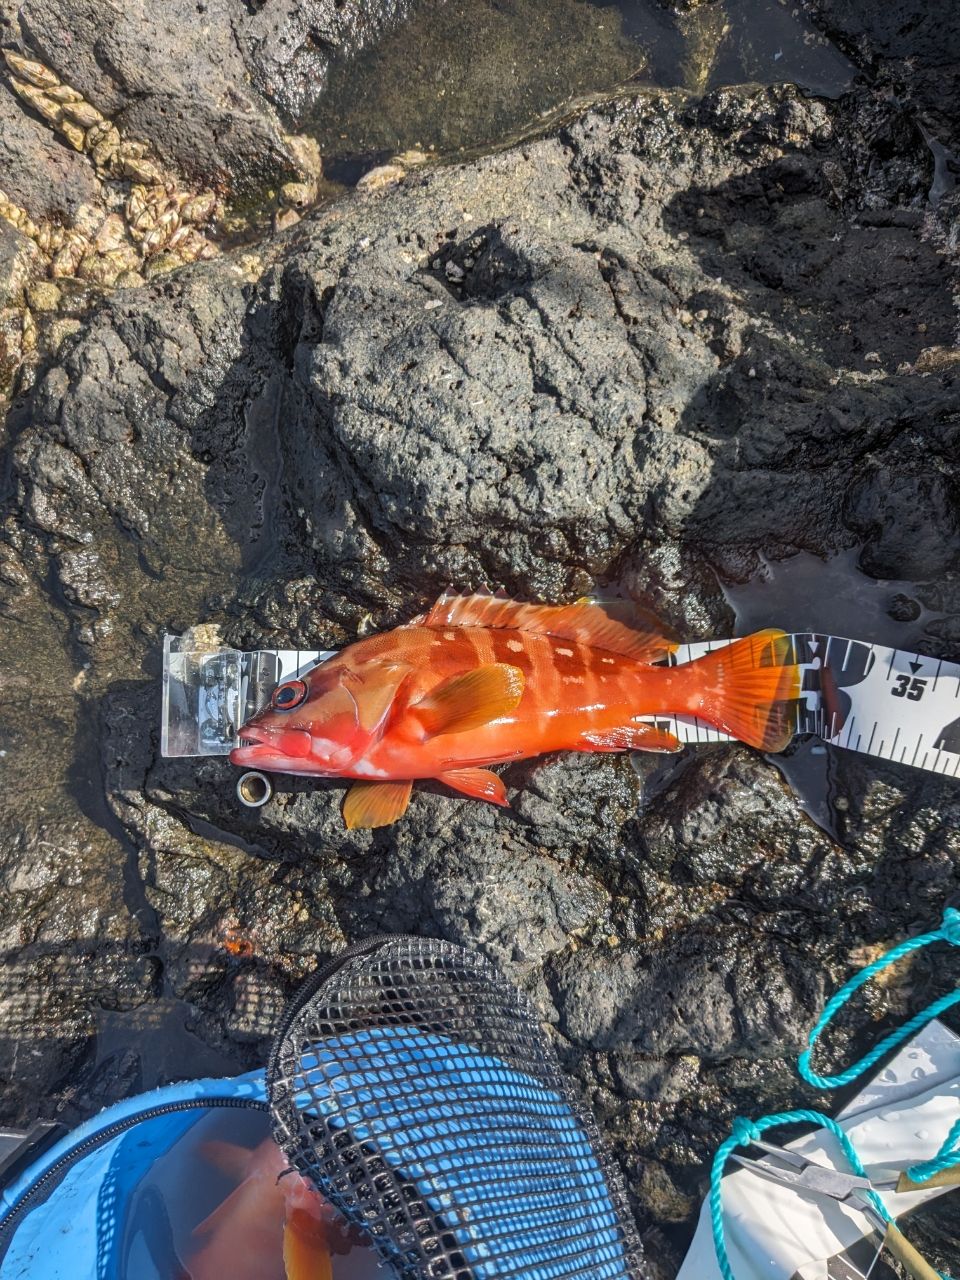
[0,1072,268,1280]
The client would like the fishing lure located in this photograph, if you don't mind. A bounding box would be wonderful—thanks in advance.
[231,592,801,828]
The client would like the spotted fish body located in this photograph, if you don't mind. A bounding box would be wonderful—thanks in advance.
[231,593,801,828]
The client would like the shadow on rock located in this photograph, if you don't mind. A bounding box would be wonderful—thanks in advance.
[0,934,288,1128]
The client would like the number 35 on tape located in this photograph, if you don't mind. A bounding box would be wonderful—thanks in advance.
[646,633,960,781]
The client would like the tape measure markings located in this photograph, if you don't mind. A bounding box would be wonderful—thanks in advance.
[652,632,960,781]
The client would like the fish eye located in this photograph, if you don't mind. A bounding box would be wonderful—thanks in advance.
[271,679,308,711]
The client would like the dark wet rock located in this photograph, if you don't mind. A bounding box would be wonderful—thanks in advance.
[800,0,960,152]
[845,453,960,581]
[3,74,960,1272]
[658,0,718,11]
[233,0,416,124]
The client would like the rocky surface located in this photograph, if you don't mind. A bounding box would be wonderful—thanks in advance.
[0,81,101,221]
[1,0,412,191]
[235,0,417,123]
[2,1,960,1275]
[801,0,960,151]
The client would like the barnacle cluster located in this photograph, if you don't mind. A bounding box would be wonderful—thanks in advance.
[0,49,224,289]
[0,48,323,390]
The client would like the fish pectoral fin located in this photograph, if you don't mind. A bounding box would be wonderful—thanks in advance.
[438,767,509,806]
[411,664,525,737]
[283,1211,333,1280]
[581,724,682,753]
[352,662,414,733]
[343,779,413,829]
[197,1139,254,1183]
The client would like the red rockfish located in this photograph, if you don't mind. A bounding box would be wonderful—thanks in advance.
[231,592,801,829]
[186,1136,355,1280]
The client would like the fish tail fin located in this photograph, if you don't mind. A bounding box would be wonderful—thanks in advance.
[284,1209,333,1280]
[687,629,800,751]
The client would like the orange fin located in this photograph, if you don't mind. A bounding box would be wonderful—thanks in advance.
[688,630,801,751]
[411,590,677,663]
[581,724,683,753]
[412,663,525,737]
[283,1212,333,1280]
[343,779,413,829]
[438,767,509,806]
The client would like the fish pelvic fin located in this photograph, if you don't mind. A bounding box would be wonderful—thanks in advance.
[686,630,801,751]
[283,1209,333,1280]
[411,663,525,737]
[438,767,509,806]
[343,779,413,829]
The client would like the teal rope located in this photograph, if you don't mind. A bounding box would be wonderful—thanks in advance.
[710,907,960,1280]
[798,907,960,1090]
[908,1115,960,1184]
[710,1110,888,1280]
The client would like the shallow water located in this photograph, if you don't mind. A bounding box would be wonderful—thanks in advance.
[308,0,854,177]
[724,548,949,650]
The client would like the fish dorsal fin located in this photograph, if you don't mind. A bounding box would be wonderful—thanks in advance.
[413,590,678,664]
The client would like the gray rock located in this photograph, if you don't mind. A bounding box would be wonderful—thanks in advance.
[11,0,304,192]
[0,223,38,309]
[3,58,960,1279]
[0,82,102,221]
[6,0,422,191]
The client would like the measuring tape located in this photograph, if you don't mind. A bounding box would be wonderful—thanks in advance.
[161,632,960,781]
[646,634,960,780]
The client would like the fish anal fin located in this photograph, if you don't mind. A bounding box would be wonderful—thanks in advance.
[283,1211,333,1280]
[688,629,801,751]
[413,591,677,664]
[438,767,509,806]
[412,664,524,737]
[581,725,682,753]
[343,779,413,829]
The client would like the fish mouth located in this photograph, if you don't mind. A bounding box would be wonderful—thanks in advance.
[230,739,278,769]
[230,725,314,769]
